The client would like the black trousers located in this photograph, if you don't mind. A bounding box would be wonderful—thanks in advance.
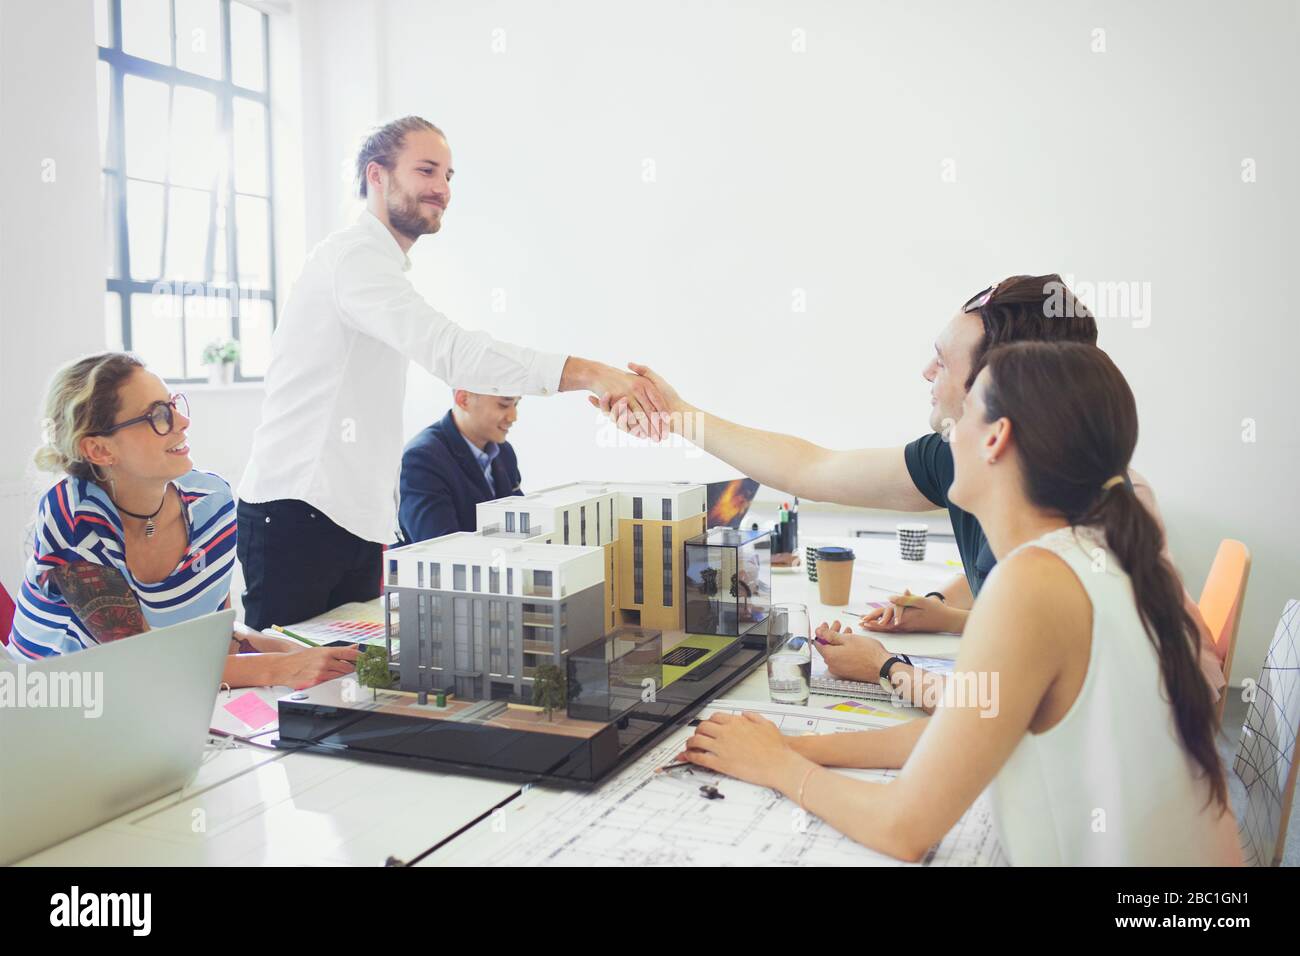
[236,498,382,632]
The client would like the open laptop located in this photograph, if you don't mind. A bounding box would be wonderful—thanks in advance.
[0,608,234,864]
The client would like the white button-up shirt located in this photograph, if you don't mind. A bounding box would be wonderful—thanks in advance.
[238,210,567,543]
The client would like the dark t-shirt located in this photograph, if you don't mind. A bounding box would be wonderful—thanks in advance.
[903,432,997,596]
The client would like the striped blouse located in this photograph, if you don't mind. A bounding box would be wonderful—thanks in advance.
[6,469,237,659]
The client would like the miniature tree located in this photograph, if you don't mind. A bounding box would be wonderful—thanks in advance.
[532,664,567,721]
[355,645,396,699]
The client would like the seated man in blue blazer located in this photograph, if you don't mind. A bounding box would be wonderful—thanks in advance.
[399,390,523,543]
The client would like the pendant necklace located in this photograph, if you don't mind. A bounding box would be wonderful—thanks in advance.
[115,485,170,539]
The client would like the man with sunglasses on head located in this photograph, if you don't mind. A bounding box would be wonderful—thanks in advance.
[606,275,1226,701]
[237,116,668,631]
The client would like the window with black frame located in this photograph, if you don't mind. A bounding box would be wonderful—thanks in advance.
[95,0,276,383]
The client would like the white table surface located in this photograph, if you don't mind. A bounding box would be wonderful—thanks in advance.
[20,532,965,866]
[17,743,519,866]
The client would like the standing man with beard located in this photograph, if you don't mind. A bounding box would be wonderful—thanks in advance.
[236,117,666,630]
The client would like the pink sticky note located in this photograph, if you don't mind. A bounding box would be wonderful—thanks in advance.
[224,691,278,731]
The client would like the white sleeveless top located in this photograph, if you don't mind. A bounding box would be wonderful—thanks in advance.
[988,525,1240,866]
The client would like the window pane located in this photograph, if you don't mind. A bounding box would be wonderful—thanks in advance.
[184,294,231,377]
[97,61,111,168]
[94,0,112,47]
[169,86,218,188]
[235,194,269,287]
[231,98,267,195]
[235,297,274,377]
[164,186,211,280]
[121,0,172,65]
[229,2,266,91]
[174,0,223,79]
[126,178,165,280]
[213,195,229,283]
[129,292,184,378]
[102,172,120,279]
[105,292,123,351]
[124,75,170,182]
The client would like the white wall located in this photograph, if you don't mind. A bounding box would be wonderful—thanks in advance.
[0,0,109,590]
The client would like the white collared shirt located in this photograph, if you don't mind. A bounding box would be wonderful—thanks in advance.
[238,210,567,543]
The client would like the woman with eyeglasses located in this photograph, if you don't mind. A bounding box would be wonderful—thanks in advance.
[6,352,359,689]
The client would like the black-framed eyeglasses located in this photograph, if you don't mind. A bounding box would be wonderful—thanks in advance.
[90,393,190,437]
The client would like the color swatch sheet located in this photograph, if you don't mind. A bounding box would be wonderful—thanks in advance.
[279,601,394,646]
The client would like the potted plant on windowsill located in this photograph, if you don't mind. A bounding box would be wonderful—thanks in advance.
[201,338,241,385]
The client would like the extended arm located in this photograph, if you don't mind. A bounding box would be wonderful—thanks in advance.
[333,245,666,437]
[607,363,934,510]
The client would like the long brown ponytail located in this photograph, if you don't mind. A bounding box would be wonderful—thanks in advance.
[979,341,1227,809]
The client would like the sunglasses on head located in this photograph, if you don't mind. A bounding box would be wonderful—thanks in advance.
[963,281,1007,313]
[964,274,1058,314]
[89,393,190,438]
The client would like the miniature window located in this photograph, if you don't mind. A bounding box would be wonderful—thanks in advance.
[520,512,531,534]
[417,561,424,588]
[388,559,398,586]
[489,567,500,594]
[580,506,587,546]
[453,564,466,591]
[633,525,644,604]
[507,568,514,595]
[633,496,643,519]
[430,562,441,589]
[505,512,516,533]
[662,498,672,520]
[663,526,673,606]
[472,566,482,592]
[563,511,570,545]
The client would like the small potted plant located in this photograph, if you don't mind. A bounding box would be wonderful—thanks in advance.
[201,338,241,385]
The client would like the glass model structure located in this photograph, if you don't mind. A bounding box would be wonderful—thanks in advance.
[683,527,772,637]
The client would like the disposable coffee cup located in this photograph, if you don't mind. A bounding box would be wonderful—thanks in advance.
[897,523,928,562]
[815,546,855,605]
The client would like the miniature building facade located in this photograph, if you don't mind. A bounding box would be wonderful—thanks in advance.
[384,481,708,705]
[476,481,707,635]
[385,532,605,702]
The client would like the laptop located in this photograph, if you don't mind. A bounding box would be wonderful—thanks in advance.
[0,608,234,864]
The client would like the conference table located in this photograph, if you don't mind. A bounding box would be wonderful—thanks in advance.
[16,534,963,866]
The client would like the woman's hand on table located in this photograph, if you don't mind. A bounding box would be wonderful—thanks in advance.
[860,589,964,634]
[267,645,361,690]
[675,711,810,791]
[813,621,891,682]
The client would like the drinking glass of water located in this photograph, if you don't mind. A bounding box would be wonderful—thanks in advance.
[767,603,812,706]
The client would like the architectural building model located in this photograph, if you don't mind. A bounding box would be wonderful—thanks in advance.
[277,480,773,782]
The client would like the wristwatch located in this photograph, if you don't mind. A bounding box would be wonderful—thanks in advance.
[879,653,912,694]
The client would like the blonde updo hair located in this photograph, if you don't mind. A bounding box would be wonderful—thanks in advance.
[34,352,145,480]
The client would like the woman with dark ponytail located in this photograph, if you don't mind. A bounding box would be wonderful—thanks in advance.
[670,341,1240,865]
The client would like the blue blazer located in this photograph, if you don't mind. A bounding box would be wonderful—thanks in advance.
[398,411,522,544]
